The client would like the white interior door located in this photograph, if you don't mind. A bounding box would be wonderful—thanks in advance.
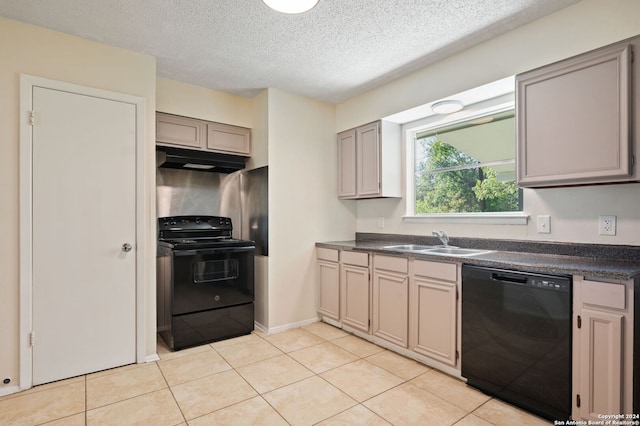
[31,86,137,385]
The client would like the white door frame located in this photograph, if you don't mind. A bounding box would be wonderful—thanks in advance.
[18,74,147,390]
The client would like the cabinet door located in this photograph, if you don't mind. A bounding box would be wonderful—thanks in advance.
[206,122,251,156]
[156,113,205,149]
[317,260,340,321]
[516,42,632,186]
[411,276,457,366]
[340,264,369,333]
[357,122,381,197]
[573,276,633,420]
[578,308,623,420]
[337,130,357,198]
[372,269,408,347]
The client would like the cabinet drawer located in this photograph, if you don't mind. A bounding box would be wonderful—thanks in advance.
[374,255,408,274]
[582,279,626,310]
[341,251,368,267]
[413,260,457,282]
[316,247,338,262]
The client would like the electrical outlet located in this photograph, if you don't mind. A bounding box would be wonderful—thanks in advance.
[537,215,550,234]
[599,215,616,236]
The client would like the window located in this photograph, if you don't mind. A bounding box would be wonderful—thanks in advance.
[405,89,523,220]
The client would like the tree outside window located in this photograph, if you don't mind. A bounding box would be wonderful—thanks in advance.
[413,109,522,214]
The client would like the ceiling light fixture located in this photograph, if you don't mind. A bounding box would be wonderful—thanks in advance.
[431,100,464,115]
[263,0,319,14]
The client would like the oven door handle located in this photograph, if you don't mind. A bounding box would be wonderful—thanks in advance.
[173,246,255,256]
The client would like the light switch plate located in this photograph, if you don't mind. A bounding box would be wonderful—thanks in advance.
[537,215,550,234]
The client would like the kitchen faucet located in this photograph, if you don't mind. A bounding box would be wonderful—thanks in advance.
[432,230,449,246]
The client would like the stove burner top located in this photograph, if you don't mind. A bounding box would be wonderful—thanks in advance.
[173,239,199,244]
[159,239,254,251]
[157,216,254,250]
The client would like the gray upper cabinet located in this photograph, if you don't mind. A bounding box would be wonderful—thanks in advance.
[337,129,357,198]
[156,113,206,149]
[206,122,251,156]
[157,112,251,156]
[516,36,639,187]
[337,120,402,199]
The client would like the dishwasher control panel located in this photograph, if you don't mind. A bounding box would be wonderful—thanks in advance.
[530,277,570,292]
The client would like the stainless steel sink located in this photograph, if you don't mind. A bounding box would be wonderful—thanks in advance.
[382,244,436,251]
[423,247,493,257]
[382,244,493,257]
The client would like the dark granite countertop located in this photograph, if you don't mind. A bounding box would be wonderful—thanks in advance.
[316,234,640,281]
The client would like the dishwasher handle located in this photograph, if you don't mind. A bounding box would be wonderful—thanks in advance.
[491,273,528,284]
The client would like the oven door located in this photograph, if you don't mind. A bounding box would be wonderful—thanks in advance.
[171,246,254,315]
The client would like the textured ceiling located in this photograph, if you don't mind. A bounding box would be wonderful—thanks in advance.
[0,0,579,103]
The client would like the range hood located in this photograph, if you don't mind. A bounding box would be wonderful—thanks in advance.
[157,146,246,173]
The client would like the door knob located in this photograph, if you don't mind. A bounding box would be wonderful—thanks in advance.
[122,243,133,252]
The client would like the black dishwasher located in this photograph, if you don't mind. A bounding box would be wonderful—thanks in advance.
[461,264,572,421]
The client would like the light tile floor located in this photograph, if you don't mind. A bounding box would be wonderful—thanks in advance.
[0,322,554,425]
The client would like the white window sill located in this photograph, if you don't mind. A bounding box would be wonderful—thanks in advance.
[403,212,529,225]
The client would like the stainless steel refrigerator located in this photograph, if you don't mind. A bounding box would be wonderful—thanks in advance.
[221,166,268,256]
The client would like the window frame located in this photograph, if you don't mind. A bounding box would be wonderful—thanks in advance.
[403,94,528,225]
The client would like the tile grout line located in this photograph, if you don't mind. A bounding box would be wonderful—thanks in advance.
[233,328,363,425]
[155,357,188,425]
[167,339,292,424]
[84,374,87,424]
[224,363,292,426]
[303,334,402,425]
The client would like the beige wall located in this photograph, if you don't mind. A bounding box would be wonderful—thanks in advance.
[337,0,640,246]
[265,88,355,330]
[0,17,157,393]
[249,89,269,170]
[249,90,270,328]
[157,77,252,128]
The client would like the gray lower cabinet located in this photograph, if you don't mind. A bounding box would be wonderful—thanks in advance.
[317,249,462,370]
[340,251,370,333]
[317,245,638,418]
[372,255,409,348]
[316,248,371,331]
[410,260,459,367]
[316,248,340,321]
[573,276,635,420]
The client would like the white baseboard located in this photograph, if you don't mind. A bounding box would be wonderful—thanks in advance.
[0,385,22,397]
[253,321,268,333]
[145,353,160,363]
[258,317,320,335]
[319,316,341,328]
